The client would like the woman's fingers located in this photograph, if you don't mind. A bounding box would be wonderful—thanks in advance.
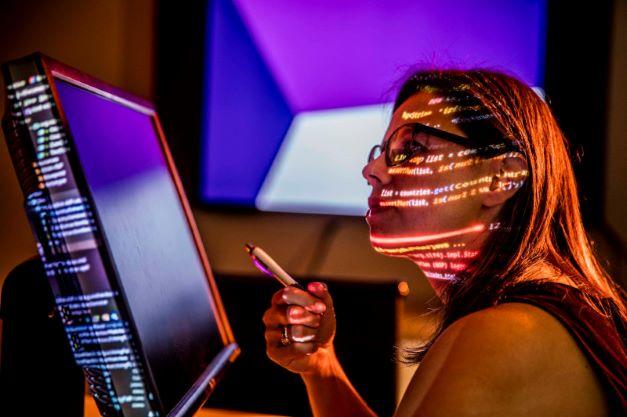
[306,282,333,309]
[262,305,322,328]
[272,286,327,314]
[263,283,336,372]
[265,325,318,345]
[268,340,317,356]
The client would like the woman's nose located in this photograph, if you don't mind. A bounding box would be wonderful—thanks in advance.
[362,153,392,187]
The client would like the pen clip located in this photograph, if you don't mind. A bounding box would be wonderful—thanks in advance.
[250,254,277,280]
[245,246,281,281]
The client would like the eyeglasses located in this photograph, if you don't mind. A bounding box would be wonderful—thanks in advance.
[367,122,521,167]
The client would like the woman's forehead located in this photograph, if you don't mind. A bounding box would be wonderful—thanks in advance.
[385,91,469,139]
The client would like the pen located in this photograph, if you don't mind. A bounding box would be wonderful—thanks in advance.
[244,243,306,290]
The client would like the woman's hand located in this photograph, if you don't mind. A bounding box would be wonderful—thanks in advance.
[263,281,336,374]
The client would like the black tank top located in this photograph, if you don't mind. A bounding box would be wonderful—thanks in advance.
[498,281,626,416]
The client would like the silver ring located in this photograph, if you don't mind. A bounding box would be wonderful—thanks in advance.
[280,325,291,346]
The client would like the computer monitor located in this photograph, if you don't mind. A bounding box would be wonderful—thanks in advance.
[2,53,239,417]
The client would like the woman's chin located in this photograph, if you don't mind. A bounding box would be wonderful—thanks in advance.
[367,220,411,239]
[365,206,398,229]
[366,214,418,238]
[365,218,388,235]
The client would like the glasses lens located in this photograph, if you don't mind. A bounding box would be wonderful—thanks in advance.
[387,126,427,166]
[368,144,382,162]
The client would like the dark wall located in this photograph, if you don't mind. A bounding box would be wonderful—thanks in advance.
[155,0,208,199]
[544,0,614,225]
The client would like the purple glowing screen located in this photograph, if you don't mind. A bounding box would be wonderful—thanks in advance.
[54,79,224,413]
[201,0,547,214]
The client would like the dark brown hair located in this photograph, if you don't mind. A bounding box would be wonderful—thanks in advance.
[392,68,627,364]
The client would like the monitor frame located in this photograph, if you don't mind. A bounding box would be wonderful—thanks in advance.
[2,52,240,417]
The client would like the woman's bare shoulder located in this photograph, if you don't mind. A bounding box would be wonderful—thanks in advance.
[394,302,609,417]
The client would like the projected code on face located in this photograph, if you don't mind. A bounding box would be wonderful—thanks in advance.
[367,89,527,283]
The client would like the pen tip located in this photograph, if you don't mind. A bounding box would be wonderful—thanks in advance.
[244,243,254,254]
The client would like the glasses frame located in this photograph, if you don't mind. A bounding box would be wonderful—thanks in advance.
[368,122,522,167]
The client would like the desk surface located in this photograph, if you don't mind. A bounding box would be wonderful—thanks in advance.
[85,395,289,417]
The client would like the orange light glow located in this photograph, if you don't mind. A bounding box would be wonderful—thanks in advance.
[369,223,484,246]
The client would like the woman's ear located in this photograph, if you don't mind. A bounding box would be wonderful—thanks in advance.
[482,154,528,207]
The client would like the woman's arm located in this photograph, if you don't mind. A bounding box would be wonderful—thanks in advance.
[301,346,378,417]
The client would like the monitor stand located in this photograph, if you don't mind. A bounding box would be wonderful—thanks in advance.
[0,257,84,416]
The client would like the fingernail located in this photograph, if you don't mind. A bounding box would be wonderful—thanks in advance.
[309,282,326,293]
[313,302,326,312]
[289,307,303,317]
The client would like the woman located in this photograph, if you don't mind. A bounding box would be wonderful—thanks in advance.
[261,69,626,417]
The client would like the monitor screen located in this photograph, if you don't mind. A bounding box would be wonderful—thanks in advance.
[1,54,237,417]
[200,0,548,215]
[54,79,226,413]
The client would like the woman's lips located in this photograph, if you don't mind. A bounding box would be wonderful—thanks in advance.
[367,196,392,215]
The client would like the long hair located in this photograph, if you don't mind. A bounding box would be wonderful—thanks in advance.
[393,68,627,364]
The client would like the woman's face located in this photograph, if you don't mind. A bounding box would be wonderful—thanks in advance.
[362,91,525,282]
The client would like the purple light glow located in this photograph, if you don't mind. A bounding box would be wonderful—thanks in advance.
[233,0,547,112]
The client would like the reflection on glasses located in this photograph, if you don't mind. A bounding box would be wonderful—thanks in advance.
[367,122,521,167]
